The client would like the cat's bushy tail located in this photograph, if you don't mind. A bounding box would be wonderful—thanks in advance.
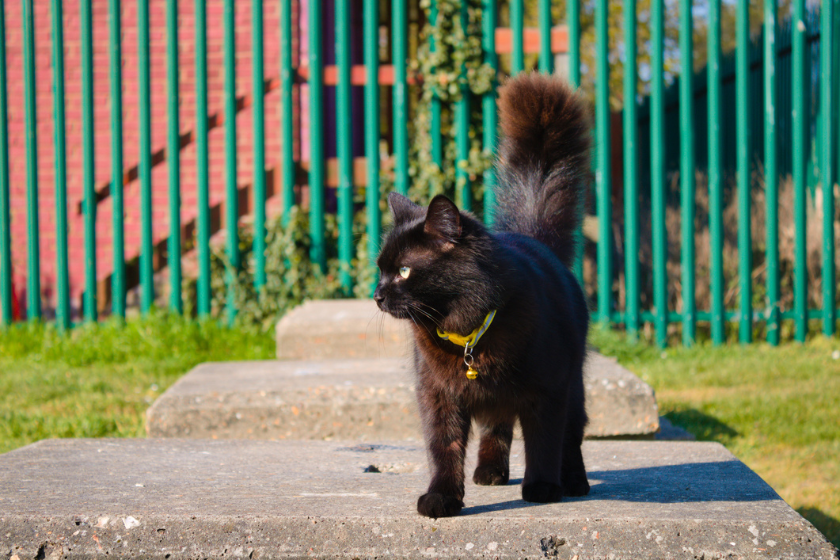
[494,73,591,267]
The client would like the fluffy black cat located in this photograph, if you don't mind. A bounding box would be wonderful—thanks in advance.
[374,73,591,518]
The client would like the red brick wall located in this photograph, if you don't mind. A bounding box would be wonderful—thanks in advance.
[4,0,291,318]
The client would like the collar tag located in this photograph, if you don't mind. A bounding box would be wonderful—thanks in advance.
[436,310,497,379]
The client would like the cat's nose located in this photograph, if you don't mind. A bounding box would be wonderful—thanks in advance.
[373,286,386,307]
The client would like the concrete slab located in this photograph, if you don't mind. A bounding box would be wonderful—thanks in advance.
[146,358,421,441]
[146,354,659,440]
[1,439,835,559]
[584,353,659,436]
[275,299,410,360]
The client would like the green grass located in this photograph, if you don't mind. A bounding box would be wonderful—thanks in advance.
[590,326,840,549]
[0,311,274,454]
[0,316,837,549]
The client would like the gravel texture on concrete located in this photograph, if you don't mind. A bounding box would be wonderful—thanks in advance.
[1,439,835,559]
[145,354,659,440]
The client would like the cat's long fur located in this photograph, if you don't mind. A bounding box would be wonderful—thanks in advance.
[375,73,591,518]
[494,73,590,267]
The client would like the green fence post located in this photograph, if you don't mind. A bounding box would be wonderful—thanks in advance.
[195,0,210,316]
[793,0,807,342]
[568,0,580,88]
[252,0,266,291]
[456,0,471,211]
[538,0,552,74]
[836,0,840,327]
[623,0,638,338]
[224,0,239,323]
[679,0,695,345]
[309,0,325,269]
[708,0,723,344]
[22,0,40,321]
[736,0,751,343]
[138,0,153,314]
[821,0,835,336]
[651,0,667,346]
[109,0,125,319]
[482,0,497,225]
[0,0,9,326]
[511,0,524,74]
[568,0,583,286]
[51,0,70,331]
[81,0,97,322]
[764,0,779,345]
[430,0,442,193]
[595,0,611,325]
[393,0,409,195]
[167,0,182,313]
[595,0,612,323]
[365,0,381,273]
[280,0,294,224]
[337,0,353,293]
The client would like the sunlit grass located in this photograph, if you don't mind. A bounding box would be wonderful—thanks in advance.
[0,311,274,454]
[1,315,837,548]
[590,325,840,548]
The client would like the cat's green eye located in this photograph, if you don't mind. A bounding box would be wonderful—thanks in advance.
[399,266,411,279]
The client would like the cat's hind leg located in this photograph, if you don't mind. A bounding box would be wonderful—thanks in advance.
[518,396,566,503]
[472,412,515,486]
[560,374,590,497]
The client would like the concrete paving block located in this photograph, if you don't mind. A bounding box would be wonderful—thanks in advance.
[275,299,410,360]
[146,353,659,440]
[146,359,421,441]
[271,299,658,437]
[584,353,659,436]
[0,439,835,559]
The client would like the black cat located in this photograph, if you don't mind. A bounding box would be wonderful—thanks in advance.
[374,73,591,518]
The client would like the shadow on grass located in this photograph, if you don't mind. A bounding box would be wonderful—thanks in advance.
[663,408,738,443]
[798,507,840,549]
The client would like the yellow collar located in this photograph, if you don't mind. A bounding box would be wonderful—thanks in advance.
[436,310,497,349]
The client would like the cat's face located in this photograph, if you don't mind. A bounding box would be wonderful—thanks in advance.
[374,193,474,322]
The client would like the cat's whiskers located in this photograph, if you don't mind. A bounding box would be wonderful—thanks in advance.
[366,312,384,358]
[405,308,421,331]
[407,304,439,340]
[408,302,443,329]
[378,311,388,357]
[414,301,445,323]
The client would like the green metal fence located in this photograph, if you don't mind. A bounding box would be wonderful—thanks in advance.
[0,0,838,348]
[624,2,837,346]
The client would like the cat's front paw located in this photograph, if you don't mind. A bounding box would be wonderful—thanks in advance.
[522,481,563,503]
[417,492,464,518]
[473,464,510,486]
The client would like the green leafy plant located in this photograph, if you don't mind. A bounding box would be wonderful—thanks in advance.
[183,207,375,332]
[409,0,496,210]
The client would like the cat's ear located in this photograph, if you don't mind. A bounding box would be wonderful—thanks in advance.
[388,192,421,225]
[424,195,461,242]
